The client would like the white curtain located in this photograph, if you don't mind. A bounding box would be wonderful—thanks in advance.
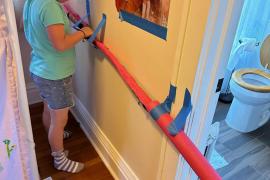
[0,0,39,179]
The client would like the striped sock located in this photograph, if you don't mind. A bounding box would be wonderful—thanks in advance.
[63,130,72,140]
[64,150,69,157]
[51,151,84,173]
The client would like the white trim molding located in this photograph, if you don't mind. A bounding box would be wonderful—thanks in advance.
[70,96,139,180]
[26,82,42,105]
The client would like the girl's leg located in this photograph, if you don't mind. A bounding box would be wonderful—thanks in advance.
[145,0,151,20]
[49,107,84,173]
[142,0,151,19]
[43,102,72,139]
[42,101,51,133]
[48,107,69,152]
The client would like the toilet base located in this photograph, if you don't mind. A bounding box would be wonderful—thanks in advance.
[226,99,270,132]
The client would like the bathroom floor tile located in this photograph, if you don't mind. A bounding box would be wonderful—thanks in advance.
[224,166,263,180]
[258,131,270,147]
[223,133,254,150]
[212,102,270,179]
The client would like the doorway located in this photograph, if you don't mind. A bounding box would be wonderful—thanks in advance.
[177,0,270,179]
[209,0,270,179]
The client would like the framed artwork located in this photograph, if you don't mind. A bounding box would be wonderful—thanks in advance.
[115,0,171,40]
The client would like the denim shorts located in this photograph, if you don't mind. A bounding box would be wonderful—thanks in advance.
[30,73,75,110]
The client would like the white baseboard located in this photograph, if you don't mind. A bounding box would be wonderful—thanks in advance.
[26,82,42,105]
[71,96,139,180]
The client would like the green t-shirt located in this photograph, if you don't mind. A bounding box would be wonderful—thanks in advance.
[23,0,75,80]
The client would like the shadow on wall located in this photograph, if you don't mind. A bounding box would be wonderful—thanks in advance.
[12,0,32,86]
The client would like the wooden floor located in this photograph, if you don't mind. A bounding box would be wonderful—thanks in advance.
[29,103,114,180]
[213,102,270,180]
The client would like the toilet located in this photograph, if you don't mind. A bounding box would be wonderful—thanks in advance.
[226,35,270,133]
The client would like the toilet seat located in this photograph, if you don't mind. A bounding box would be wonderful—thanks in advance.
[232,68,270,92]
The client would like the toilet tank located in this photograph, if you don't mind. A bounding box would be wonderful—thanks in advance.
[260,34,270,70]
[235,46,261,70]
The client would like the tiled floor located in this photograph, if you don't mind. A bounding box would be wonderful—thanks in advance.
[212,102,270,180]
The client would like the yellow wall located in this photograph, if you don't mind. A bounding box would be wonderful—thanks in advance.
[71,0,179,178]
[70,0,211,179]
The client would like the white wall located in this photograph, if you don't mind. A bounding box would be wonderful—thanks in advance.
[13,0,31,84]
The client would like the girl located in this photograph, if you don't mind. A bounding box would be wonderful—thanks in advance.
[23,0,92,173]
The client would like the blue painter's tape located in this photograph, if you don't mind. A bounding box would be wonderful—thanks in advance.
[73,0,90,30]
[87,14,106,44]
[119,10,167,40]
[86,0,90,16]
[167,89,192,136]
[150,104,168,121]
[162,84,177,113]
[72,1,106,45]
[149,84,176,121]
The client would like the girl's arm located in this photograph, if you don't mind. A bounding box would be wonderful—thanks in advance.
[47,24,93,52]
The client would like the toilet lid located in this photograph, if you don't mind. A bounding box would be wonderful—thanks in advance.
[260,35,270,70]
[232,68,270,92]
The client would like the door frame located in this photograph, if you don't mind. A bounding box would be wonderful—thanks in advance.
[176,0,244,179]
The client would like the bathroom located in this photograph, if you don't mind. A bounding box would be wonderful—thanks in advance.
[208,0,270,179]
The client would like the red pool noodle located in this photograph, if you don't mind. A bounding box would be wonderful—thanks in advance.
[65,6,221,179]
[95,41,221,180]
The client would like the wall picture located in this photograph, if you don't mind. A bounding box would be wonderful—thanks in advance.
[115,0,171,40]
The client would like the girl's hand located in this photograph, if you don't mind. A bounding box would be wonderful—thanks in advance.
[81,27,93,38]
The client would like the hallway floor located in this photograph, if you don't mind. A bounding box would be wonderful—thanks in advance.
[213,102,270,180]
[29,103,114,180]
